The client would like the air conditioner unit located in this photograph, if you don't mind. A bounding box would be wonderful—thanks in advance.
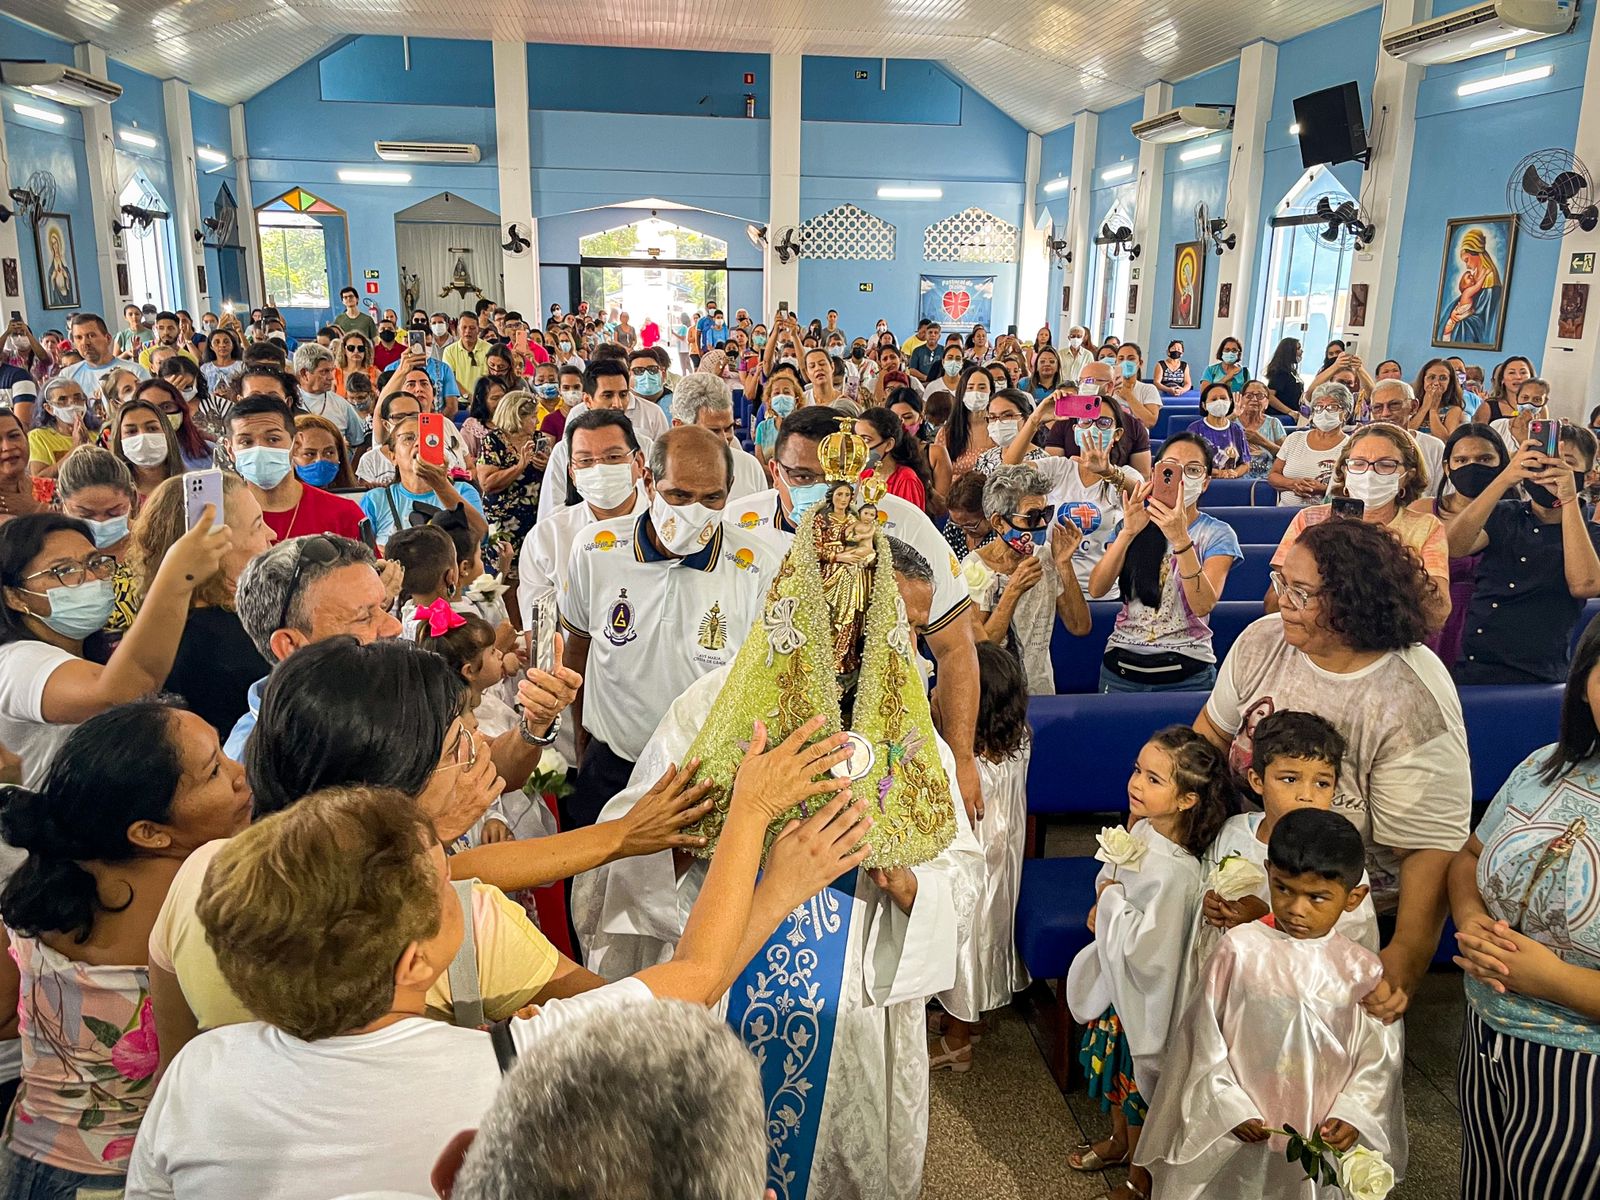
[1382,0,1577,65]
[373,140,481,164]
[0,61,122,105]
[1132,105,1233,145]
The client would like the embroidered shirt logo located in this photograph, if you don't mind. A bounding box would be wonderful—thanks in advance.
[605,588,637,646]
[732,548,755,571]
[698,602,728,651]
[591,530,618,551]
[737,510,762,528]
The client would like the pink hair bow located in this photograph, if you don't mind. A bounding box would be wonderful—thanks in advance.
[417,598,466,637]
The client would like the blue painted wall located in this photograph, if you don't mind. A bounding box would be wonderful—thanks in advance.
[529,45,770,119]
[320,37,496,109]
[189,91,242,311]
[1039,121,1076,342]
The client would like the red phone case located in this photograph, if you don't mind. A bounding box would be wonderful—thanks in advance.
[417,413,446,467]
[1151,464,1182,510]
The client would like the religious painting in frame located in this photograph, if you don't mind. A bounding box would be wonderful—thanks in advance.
[1170,241,1203,329]
[1348,283,1368,329]
[1217,282,1233,320]
[1558,282,1588,341]
[1432,214,1517,352]
[34,213,78,310]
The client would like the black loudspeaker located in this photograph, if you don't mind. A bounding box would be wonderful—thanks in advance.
[1293,82,1369,170]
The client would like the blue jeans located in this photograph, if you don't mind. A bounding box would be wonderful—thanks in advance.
[0,1147,124,1200]
[1098,663,1217,694]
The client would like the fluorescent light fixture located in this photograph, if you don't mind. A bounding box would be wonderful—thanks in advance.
[12,103,64,125]
[1288,122,1302,135]
[1099,163,1134,182]
[337,168,412,184]
[119,128,158,148]
[1042,177,1071,195]
[1457,64,1552,97]
[1179,142,1223,162]
[196,146,228,166]
[875,186,942,200]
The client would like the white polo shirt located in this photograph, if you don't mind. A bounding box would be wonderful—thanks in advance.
[724,488,971,637]
[730,443,768,499]
[517,485,646,624]
[537,405,665,523]
[560,510,781,760]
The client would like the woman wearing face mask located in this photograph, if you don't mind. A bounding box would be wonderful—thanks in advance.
[1261,337,1305,422]
[1061,325,1097,382]
[887,387,951,510]
[1112,342,1162,428]
[975,389,1046,476]
[986,362,1013,394]
[55,448,140,635]
[855,408,933,511]
[27,379,93,480]
[136,378,213,472]
[1090,433,1241,692]
[1266,423,1451,633]
[938,364,997,478]
[110,397,184,504]
[0,410,52,522]
[126,473,276,734]
[551,327,585,372]
[1154,341,1190,398]
[1488,375,1550,457]
[0,698,251,1196]
[1234,381,1286,478]
[923,344,969,415]
[1411,358,1467,438]
[0,509,229,790]
[463,376,509,461]
[1185,383,1252,478]
[1408,427,1507,668]
[333,332,377,399]
[201,328,245,399]
[484,346,519,396]
[292,413,358,491]
[1200,336,1251,395]
[752,365,805,468]
[1268,382,1353,507]
[159,354,222,438]
[941,473,994,562]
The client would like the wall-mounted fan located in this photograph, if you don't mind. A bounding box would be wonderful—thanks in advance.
[7,170,57,227]
[1045,235,1072,266]
[502,223,530,254]
[1195,201,1236,255]
[1314,196,1375,249]
[114,204,170,234]
[1099,221,1140,260]
[1508,149,1598,239]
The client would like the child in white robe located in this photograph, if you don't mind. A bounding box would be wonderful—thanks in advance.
[1185,711,1380,1000]
[1138,808,1407,1199]
[1065,726,1234,1200]
[930,642,1033,1071]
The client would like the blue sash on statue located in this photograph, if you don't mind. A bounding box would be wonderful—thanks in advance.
[725,868,858,1200]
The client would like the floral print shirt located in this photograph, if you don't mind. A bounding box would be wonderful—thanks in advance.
[5,934,157,1175]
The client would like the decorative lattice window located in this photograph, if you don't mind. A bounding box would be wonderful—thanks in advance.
[923,207,1020,263]
[797,203,897,260]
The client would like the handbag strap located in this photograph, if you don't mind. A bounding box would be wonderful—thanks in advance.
[446,879,485,1029]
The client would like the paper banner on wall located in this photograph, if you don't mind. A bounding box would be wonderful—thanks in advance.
[919,274,995,331]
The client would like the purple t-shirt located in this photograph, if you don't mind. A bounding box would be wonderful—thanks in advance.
[1047,404,1151,466]
[1186,419,1250,472]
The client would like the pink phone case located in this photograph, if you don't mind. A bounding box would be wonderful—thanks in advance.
[1055,392,1100,421]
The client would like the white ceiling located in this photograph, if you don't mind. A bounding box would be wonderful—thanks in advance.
[8,0,1376,133]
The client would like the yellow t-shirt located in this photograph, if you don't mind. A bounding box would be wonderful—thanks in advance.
[1271,504,1451,583]
[137,344,198,372]
[26,427,71,467]
[148,839,560,1027]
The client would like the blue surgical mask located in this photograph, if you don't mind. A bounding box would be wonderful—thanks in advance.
[234,446,293,489]
[788,481,830,519]
[84,515,129,549]
[753,335,768,348]
[1221,350,1240,365]
[634,370,663,397]
[1119,360,1137,379]
[295,459,340,488]
[770,394,797,418]
[536,382,559,400]
[23,578,116,639]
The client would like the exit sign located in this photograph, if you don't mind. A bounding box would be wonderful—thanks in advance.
[858,282,873,292]
[855,70,869,80]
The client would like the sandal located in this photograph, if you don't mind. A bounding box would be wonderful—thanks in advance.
[928,1035,973,1073]
[925,1010,985,1042]
[1067,1141,1129,1171]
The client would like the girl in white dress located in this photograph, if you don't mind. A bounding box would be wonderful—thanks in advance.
[1065,726,1232,1200]
[930,642,1034,1070]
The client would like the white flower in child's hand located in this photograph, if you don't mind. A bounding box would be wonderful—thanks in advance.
[536,748,569,777]
[1337,1146,1396,1200]
[1207,853,1268,902]
[1094,826,1147,872]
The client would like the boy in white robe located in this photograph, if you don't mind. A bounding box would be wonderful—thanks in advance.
[1138,808,1407,1199]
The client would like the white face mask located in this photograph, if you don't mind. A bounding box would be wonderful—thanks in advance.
[649,492,720,557]
[988,418,1020,447]
[430,321,448,337]
[1067,336,1083,350]
[559,388,584,406]
[1182,475,1205,507]
[122,432,168,467]
[573,462,636,510]
[963,389,990,412]
[943,359,962,377]
[1311,409,1345,433]
[52,404,85,425]
[1345,469,1401,508]
[1205,399,1231,418]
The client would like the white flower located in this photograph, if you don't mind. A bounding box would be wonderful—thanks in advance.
[465,573,508,601]
[1336,1146,1396,1200]
[1207,853,1268,902]
[961,555,996,605]
[537,748,569,777]
[1094,826,1147,871]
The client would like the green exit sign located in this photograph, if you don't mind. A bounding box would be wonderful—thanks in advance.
[858,282,873,292]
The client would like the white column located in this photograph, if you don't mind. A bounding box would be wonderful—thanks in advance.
[1343,0,1426,361]
[162,79,206,313]
[493,41,539,318]
[765,53,801,315]
[75,43,124,316]
[229,104,263,310]
[1212,40,1276,348]
[1065,111,1098,330]
[1541,23,1600,419]
[1128,81,1171,349]
[1015,131,1049,334]
[0,109,27,315]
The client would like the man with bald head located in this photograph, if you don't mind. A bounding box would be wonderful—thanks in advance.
[1368,377,1444,486]
[559,424,784,825]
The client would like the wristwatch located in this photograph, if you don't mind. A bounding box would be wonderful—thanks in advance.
[518,714,561,747]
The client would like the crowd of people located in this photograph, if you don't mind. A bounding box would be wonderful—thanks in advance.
[0,294,1594,1200]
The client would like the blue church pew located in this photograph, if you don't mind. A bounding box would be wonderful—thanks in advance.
[1047,600,1265,695]
[1196,477,1263,508]
[1227,546,1277,601]
[1200,505,1294,544]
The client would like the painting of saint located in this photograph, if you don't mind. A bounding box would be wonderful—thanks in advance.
[1170,241,1202,329]
[1434,216,1516,351]
[35,214,78,311]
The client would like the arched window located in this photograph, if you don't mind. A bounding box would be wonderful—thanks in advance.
[120,171,176,309]
[255,188,349,311]
[1089,199,1133,345]
[1254,166,1359,381]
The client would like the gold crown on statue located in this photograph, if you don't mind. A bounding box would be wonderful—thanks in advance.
[819,417,869,483]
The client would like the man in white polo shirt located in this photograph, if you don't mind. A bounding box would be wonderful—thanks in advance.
[560,425,780,827]
[669,372,766,499]
[724,404,987,821]
[538,358,669,523]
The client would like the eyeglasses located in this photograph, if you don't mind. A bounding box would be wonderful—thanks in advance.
[344,344,364,352]
[22,553,118,588]
[1269,569,1321,612]
[1346,457,1404,475]
[571,449,635,469]
[1310,404,1347,416]
[776,461,825,487]
[1076,415,1116,431]
[434,721,479,772]
[1158,458,1208,480]
[275,535,342,634]
[1006,505,1056,531]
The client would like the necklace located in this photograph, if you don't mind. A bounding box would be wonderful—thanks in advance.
[278,485,306,539]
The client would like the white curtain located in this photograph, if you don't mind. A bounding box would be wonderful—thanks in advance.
[395,221,504,312]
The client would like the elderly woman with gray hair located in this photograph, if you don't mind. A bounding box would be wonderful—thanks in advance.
[1266,380,1354,507]
[670,370,768,498]
[963,463,1090,694]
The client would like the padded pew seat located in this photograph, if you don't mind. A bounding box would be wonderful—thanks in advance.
[1198,505,1294,544]
[1048,601,1264,695]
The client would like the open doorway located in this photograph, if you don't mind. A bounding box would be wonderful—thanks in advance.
[579,218,727,349]
[395,192,500,317]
